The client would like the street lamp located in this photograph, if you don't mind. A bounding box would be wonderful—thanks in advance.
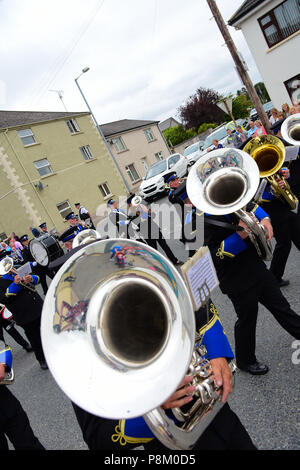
[74,67,131,192]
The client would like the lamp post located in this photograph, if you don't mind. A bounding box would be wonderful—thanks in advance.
[74,68,131,192]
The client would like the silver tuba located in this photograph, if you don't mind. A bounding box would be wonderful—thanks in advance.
[41,238,236,450]
[186,148,273,261]
[281,112,300,146]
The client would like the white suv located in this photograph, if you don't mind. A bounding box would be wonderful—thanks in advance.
[183,141,204,166]
[139,153,188,201]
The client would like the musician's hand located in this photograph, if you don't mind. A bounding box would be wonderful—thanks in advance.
[23,275,33,284]
[162,375,195,410]
[0,363,5,382]
[261,218,273,240]
[280,168,290,180]
[237,220,249,239]
[13,275,21,284]
[210,357,233,404]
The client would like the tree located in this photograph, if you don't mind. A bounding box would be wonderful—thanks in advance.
[232,94,252,119]
[177,87,226,130]
[162,125,197,147]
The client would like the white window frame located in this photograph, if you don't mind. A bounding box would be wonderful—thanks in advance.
[17,128,36,146]
[98,182,112,198]
[57,200,72,219]
[66,119,80,134]
[111,136,127,153]
[125,163,140,183]
[144,128,155,143]
[34,158,53,177]
[80,145,94,161]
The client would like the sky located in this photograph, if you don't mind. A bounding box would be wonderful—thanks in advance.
[0,0,263,125]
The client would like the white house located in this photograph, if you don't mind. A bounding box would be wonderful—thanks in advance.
[228,0,300,109]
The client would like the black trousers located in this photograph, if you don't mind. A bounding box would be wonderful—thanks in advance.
[227,269,300,366]
[261,200,300,281]
[270,208,300,280]
[0,386,45,450]
[0,321,29,349]
[145,231,178,264]
[22,317,45,364]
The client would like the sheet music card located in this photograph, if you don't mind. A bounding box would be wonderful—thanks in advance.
[181,246,219,311]
[16,262,32,278]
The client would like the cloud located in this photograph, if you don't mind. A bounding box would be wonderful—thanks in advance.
[0,0,262,123]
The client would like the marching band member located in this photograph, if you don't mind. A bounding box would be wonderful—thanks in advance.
[19,234,51,295]
[58,212,85,250]
[204,202,300,375]
[0,332,45,449]
[126,194,182,265]
[0,261,48,370]
[71,300,256,450]
[75,202,95,230]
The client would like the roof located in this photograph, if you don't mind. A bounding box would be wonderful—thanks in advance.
[100,119,159,137]
[228,0,267,26]
[0,110,90,130]
[158,117,181,132]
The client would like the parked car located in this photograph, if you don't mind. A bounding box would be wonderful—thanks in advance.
[139,153,188,201]
[183,140,205,166]
[201,125,229,154]
[249,101,273,121]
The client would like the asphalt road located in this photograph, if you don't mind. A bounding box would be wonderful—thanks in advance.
[3,196,300,451]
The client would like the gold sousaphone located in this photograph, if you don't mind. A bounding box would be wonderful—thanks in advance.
[244,134,298,210]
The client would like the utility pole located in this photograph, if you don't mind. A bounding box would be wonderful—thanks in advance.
[206,0,270,132]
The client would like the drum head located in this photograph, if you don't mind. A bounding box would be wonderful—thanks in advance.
[30,235,63,266]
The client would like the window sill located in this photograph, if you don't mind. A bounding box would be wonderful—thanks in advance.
[40,172,57,179]
[23,142,40,148]
[70,131,84,136]
[146,139,157,144]
[131,179,142,185]
[103,194,113,200]
[266,29,300,53]
[115,148,129,154]
[84,158,97,163]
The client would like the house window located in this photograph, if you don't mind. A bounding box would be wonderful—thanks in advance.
[80,145,94,161]
[98,182,112,198]
[155,151,164,161]
[57,200,72,219]
[258,0,300,48]
[125,164,140,183]
[144,128,155,142]
[0,232,7,242]
[284,73,300,103]
[34,158,53,177]
[111,137,126,153]
[17,128,36,146]
[66,118,80,134]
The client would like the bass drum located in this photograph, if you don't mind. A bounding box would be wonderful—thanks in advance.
[29,235,64,267]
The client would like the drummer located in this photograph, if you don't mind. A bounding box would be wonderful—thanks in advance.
[19,234,50,295]
[59,212,85,250]
[39,222,49,235]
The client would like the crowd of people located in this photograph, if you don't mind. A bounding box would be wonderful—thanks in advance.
[0,106,300,451]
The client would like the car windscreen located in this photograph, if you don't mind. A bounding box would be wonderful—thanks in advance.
[203,127,228,149]
[145,160,167,179]
[183,143,199,156]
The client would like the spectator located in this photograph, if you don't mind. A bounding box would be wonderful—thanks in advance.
[247,120,257,138]
[254,120,267,136]
[235,126,248,143]
[290,105,299,115]
[212,139,223,149]
[226,129,234,148]
[29,227,41,238]
[281,103,290,117]
[278,112,286,120]
[269,108,279,125]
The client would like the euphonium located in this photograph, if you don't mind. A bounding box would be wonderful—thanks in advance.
[40,238,236,450]
[186,148,273,261]
[281,113,300,145]
[72,229,101,248]
[244,134,298,210]
[0,256,36,292]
